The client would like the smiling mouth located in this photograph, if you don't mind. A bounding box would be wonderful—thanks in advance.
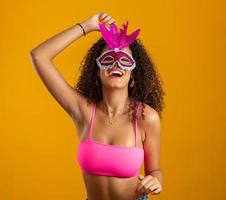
[108,70,124,78]
[110,73,123,78]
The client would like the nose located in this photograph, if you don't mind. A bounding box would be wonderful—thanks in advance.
[113,61,120,68]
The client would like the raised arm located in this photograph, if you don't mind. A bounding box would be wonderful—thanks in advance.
[29,12,115,121]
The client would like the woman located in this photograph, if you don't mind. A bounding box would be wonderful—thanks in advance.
[30,12,165,200]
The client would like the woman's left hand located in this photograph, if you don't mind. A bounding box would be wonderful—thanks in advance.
[135,174,162,195]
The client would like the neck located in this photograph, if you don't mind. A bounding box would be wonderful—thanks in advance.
[98,87,131,117]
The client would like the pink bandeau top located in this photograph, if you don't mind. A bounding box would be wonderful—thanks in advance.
[77,102,144,178]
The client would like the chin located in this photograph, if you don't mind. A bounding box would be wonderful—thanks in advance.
[106,83,129,89]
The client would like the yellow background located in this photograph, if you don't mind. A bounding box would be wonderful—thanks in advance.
[1,0,226,199]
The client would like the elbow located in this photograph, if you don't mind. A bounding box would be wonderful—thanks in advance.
[30,49,41,60]
[29,49,48,61]
[30,49,38,60]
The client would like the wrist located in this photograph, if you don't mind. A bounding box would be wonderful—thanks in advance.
[79,20,92,34]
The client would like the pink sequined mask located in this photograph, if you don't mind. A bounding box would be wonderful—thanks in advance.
[96,21,141,71]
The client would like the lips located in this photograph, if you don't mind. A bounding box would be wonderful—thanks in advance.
[107,69,124,76]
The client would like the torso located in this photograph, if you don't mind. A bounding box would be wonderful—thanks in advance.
[71,99,146,200]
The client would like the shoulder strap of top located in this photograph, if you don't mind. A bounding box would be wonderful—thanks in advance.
[135,102,142,146]
[87,102,96,139]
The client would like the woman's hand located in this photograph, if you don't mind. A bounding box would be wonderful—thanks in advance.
[135,174,162,196]
[80,12,116,33]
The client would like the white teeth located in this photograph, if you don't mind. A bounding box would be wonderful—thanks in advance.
[109,71,123,76]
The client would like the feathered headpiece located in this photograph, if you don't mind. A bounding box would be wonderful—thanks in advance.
[98,21,141,51]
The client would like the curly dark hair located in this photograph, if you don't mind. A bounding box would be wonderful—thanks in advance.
[74,37,165,121]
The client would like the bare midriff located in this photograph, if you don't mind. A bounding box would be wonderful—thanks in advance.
[82,172,141,200]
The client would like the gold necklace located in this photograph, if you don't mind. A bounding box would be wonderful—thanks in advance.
[102,103,129,126]
[107,114,118,126]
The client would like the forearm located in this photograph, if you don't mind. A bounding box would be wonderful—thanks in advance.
[30,20,92,60]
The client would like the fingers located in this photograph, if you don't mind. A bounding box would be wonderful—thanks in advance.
[99,12,108,21]
[136,175,162,196]
[99,12,116,27]
[138,174,144,180]
[106,18,115,25]
[136,175,153,192]
[142,180,156,195]
[151,187,161,195]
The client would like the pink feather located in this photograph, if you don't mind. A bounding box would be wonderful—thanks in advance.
[98,21,141,50]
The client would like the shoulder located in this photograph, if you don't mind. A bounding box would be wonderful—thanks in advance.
[138,102,160,121]
[138,102,161,135]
